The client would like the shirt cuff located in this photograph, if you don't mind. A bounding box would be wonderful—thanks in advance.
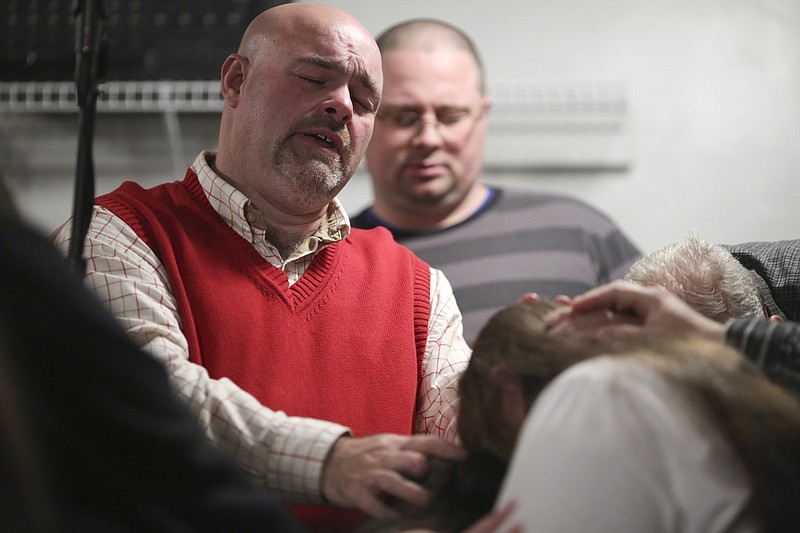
[265,417,351,503]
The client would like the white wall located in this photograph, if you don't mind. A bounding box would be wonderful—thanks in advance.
[4,0,799,253]
[316,0,800,252]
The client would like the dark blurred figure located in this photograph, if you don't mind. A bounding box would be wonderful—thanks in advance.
[723,239,800,322]
[0,177,303,532]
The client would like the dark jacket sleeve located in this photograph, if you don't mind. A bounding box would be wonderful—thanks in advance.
[725,318,800,397]
[0,216,303,532]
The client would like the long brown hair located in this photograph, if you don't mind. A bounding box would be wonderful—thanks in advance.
[459,299,800,530]
[458,299,593,460]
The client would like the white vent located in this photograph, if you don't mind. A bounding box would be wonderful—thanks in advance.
[486,80,630,170]
[1,79,630,171]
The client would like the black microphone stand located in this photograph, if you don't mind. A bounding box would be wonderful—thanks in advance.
[69,0,107,276]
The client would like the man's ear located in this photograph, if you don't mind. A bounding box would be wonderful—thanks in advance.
[769,314,784,322]
[481,93,493,115]
[221,53,248,108]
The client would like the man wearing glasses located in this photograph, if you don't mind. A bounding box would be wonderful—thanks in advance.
[352,19,641,345]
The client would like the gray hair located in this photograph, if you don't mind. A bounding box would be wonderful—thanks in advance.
[625,232,765,322]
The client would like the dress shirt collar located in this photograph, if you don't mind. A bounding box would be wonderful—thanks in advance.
[191,151,351,260]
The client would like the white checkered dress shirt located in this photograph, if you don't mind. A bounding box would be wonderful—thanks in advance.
[52,151,470,503]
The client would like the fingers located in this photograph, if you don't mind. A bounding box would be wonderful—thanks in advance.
[569,280,663,317]
[351,471,428,520]
[545,280,726,341]
[464,501,520,533]
[400,434,466,461]
[517,292,539,303]
[548,308,642,340]
[553,294,573,305]
[382,446,432,479]
[320,434,464,519]
[350,489,398,521]
[590,322,651,341]
[544,305,572,328]
[569,281,638,311]
[545,281,664,336]
[546,281,654,327]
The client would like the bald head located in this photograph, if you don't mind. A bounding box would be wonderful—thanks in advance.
[376,19,485,94]
[238,3,379,68]
[214,2,383,227]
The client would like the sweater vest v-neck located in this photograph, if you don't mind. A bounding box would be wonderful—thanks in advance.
[96,170,432,530]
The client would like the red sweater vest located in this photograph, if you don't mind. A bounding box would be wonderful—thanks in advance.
[96,169,431,531]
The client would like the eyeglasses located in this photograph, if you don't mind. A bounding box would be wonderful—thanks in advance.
[376,105,484,140]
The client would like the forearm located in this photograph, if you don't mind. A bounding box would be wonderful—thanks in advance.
[165,355,348,503]
[725,318,800,396]
[52,209,349,502]
[415,268,470,442]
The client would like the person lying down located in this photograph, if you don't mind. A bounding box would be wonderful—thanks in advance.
[362,299,800,532]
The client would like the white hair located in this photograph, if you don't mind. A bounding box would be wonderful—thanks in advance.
[625,232,764,322]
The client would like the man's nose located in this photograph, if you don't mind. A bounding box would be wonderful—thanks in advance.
[411,115,445,146]
[321,86,353,123]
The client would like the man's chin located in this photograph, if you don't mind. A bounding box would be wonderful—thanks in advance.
[306,162,349,190]
[404,181,454,204]
[406,191,451,207]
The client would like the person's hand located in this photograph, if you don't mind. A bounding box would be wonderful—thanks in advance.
[320,433,466,519]
[516,293,571,305]
[463,501,521,533]
[546,280,726,341]
[516,292,539,303]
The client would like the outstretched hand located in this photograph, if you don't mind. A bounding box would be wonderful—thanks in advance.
[546,280,726,341]
[464,501,521,533]
[320,433,466,519]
